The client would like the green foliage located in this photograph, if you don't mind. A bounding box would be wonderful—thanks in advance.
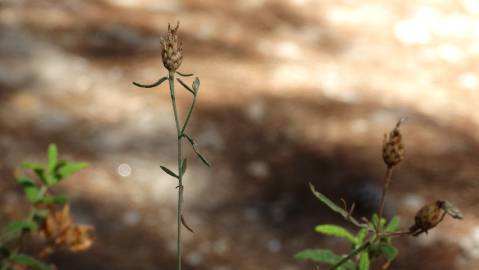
[10,254,51,270]
[0,143,88,270]
[315,225,356,244]
[296,183,402,270]
[385,216,400,233]
[295,249,356,270]
[358,251,369,270]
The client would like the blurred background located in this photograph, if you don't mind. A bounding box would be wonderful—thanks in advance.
[1,0,479,269]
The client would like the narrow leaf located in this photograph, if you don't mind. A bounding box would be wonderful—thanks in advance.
[196,152,211,167]
[40,195,67,205]
[160,166,179,179]
[177,78,195,95]
[184,134,210,167]
[180,159,187,176]
[379,245,398,261]
[132,76,168,88]
[371,214,386,230]
[47,144,58,173]
[309,183,363,227]
[176,71,194,77]
[294,249,356,270]
[385,216,400,233]
[16,177,41,203]
[358,251,370,270]
[57,161,88,179]
[21,162,44,171]
[356,228,368,246]
[10,254,51,270]
[6,220,38,234]
[315,224,356,243]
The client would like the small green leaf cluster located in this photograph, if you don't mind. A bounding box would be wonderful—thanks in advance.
[0,144,88,270]
[294,183,401,270]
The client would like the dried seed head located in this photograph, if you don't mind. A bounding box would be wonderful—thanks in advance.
[409,200,446,236]
[160,21,183,72]
[382,118,405,168]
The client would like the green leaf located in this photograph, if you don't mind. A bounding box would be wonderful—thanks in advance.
[160,166,179,179]
[385,216,400,233]
[356,228,368,246]
[196,151,210,167]
[379,244,398,261]
[47,144,58,173]
[57,161,88,179]
[315,224,356,243]
[16,177,41,203]
[21,162,44,171]
[176,78,195,95]
[370,214,386,231]
[180,159,187,176]
[358,251,370,270]
[308,183,363,227]
[294,249,356,270]
[183,134,210,167]
[40,195,67,205]
[33,209,50,221]
[6,220,38,234]
[10,254,51,270]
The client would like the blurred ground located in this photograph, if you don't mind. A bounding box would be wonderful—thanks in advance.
[1,0,479,269]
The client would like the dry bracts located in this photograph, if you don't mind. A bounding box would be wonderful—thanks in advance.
[160,22,183,72]
[382,118,405,168]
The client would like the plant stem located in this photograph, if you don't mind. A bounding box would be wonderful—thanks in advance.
[328,241,371,270]
[377,166,393,233]
[168,71,183,270]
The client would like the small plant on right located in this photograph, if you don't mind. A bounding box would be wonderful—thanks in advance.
[295,119,463,270]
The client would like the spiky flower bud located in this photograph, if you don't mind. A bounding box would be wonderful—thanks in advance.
[409,200,446,236]
[161,22,183,72]
[382,119,405,168]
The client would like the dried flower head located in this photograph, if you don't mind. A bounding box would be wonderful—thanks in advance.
[409,200,446,236]
[40,204,94,253]
[160,21,183,72]
[382,118,405,168]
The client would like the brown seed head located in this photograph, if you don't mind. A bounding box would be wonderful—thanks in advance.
[160,21,183,72]
[409,200,446,236]
[382,119,405,168]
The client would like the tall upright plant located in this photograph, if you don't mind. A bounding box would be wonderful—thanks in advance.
[295,119,463,269]
[133,22,210,270]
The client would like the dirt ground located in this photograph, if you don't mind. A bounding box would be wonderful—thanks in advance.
[1,0,479,269]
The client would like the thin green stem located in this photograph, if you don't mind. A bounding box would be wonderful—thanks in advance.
[328,241,371,270]
[168,71,183,270]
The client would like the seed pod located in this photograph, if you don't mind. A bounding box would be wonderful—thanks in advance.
[409,200,446,236]
[382,119,405,168]
[160,22,183,72]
